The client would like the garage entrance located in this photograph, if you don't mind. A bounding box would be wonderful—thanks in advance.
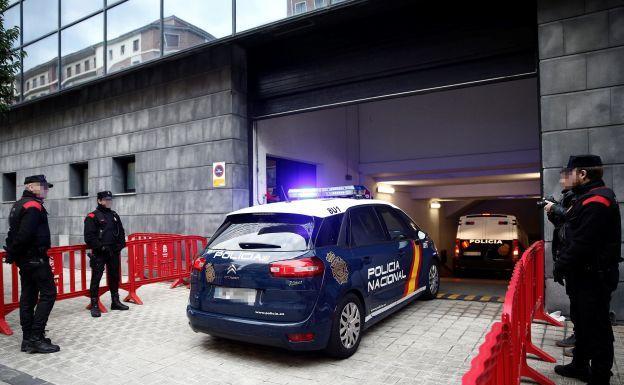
[251,77,541,296]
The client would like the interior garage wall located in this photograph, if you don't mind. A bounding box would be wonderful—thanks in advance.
[538,0,624,319]
[358,78,540,168]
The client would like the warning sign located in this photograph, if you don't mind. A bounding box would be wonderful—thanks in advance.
[213,162,226,187]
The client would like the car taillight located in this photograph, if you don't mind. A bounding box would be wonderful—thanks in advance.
[192,257,206,271]
[454,239,460,258]
[270,257,324,278]
[512,240,520,261]
[287,332,315,343]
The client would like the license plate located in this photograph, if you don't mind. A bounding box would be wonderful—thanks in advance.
[213,287,257,305]
[463,251,481,256]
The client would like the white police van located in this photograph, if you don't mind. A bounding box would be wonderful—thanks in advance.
[453,214,528,274]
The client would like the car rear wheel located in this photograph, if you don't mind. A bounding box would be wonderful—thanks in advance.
[325,293,363,359]
[421,261,440,300]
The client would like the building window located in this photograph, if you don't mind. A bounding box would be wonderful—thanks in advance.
[39,75,45,85]
[164,34,179,48]
[26,81,30,91]
[32,78,37,88]
[120,44,125,55]
[108,49,113,60]
[2,172,16,202]
[69,162,89,197]
[293,1,307,14]
[314,0,326,8]
[84,60,90,71]
[75,63,81,75]
[113,155,136,194]
[133,39,139,52]
[66,67,72,78]
[93,57,97,68]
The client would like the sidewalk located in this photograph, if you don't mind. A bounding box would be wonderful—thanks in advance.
[0,282,622,385]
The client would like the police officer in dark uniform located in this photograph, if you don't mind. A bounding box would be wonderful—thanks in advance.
[4,175,60,353]
[545,172,578,353]
[552,155,622,385]
[84,191,129,317]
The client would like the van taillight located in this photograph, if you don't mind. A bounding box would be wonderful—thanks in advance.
[465,221,475,225]
[512,240,520,261]
[454,239,460,258]
[270,257,324,278]
[498,221,508,225]
[192,257,206,271]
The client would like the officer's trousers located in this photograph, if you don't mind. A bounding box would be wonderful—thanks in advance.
[19,259,57,337]
[571,270,617,383]
[89,251,121,298]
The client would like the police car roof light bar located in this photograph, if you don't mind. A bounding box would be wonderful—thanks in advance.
[287,185,372,200]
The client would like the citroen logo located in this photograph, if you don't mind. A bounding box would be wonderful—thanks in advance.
[226,263,238,275]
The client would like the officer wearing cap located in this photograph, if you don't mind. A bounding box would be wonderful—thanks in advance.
[4,175,60,353]
[84,191,129,317]
[550,155,622,385]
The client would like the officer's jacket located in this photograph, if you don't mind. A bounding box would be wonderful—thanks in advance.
[5,190,51,257]
[83,205,126,252]
[557,180,622,273]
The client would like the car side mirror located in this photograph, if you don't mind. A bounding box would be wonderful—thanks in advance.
[417,231,426,240]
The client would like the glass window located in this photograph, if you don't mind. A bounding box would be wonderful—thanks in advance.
[209,213,315,251]
[113,155,136,193]
[4,4,20,49]
[349,207,388,247]
[106,0,160,73]
[61,13,103,89]
[22,33,58,101]
[314,0,326,9]
[315,214,344,247]
[163,0,230,55]
[39,75,45,84]
[133,39,139,51]
[376,206,412,241]
[2,173,17,202]
[32,77,37,87]
[84,59,90,70]
[120,44,125,55]
[61,0,103,26]
[69,162,89,197]
[23,0,58,43]
[293,1,307,14]
[236,0,287,32]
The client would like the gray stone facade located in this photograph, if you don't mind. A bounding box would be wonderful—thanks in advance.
[0,45,249,246]
[539,0,624,318]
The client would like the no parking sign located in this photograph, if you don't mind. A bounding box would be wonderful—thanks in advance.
[213,162,226,187]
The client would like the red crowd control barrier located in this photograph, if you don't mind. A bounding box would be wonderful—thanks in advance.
[0,233,207,336]
[462,241,563,385]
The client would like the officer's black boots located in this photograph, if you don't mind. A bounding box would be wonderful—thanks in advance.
[90,298,101,318]
[555,333,575,348]
[20,332,52,352]
[554,363,591,382]
[26,333,60,354]
[111,294,129,311]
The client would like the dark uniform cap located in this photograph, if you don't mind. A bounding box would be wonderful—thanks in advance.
[97,191,113,200]
[564,154,603,171]
[24,174,53,188]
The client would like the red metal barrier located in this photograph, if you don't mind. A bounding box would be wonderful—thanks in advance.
[0,233,207,336]
[462,241,563,385]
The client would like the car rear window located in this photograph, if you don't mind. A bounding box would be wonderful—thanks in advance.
[208,213,315,251]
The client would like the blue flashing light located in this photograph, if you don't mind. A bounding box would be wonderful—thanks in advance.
[287,185,372,200]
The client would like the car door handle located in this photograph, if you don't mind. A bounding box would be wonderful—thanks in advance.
[363,256,372,263]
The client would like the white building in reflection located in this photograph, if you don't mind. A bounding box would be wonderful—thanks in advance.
[21,16,215,101]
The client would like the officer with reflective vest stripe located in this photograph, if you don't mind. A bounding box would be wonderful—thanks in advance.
[84,191,129,317]
[551,155,622,385]
[4,175,60,354]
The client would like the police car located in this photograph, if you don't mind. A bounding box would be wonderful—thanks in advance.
[187,186,441,358]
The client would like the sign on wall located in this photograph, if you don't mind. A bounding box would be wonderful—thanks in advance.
[213,162,226,187]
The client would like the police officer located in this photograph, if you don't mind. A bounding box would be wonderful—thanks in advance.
[552,155,622,385]
[84,191,129,317]
[4,175,60,353]
[545,171,578,354]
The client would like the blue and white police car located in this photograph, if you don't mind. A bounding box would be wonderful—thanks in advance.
[187,186,441,358]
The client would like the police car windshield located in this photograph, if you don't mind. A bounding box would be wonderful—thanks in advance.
[208,213,315,251]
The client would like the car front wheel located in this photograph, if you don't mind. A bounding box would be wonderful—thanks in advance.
[421,261,440,300]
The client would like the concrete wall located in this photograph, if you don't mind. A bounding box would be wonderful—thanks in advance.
[538,0,624,319]
[0,44,249,246]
